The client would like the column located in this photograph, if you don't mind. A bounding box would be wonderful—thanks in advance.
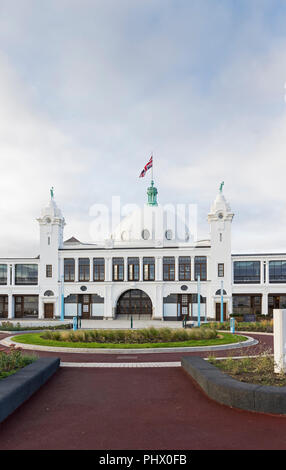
[262,292,268,316]
[175,256,179,281]
[11,264,15,286]
[124,257,128,282]
[38,299,44,319]
[7,264,10,286]
[191,257,195,281]
[139,257,142,282]
[104,285,113,319]
[90,258,93,282]
[107,257,112,282]
[8,294,14,319]
[75,258,79,283]
[156,257,163,281]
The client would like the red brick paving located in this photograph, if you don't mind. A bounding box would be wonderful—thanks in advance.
[0,366,286,450]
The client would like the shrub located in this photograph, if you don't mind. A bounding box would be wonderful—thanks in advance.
[40,326,217,344]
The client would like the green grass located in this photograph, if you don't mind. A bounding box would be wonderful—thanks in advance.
[11,332,248,349]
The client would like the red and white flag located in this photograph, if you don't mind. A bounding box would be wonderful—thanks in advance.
[139,155,153,178]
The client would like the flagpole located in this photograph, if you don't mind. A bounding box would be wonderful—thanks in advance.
[151,152,154,182]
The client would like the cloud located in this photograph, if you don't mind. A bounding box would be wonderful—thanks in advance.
[0,0,286,255]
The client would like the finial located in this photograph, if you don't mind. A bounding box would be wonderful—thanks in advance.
[50,187,55,199]
[219,182,224,193]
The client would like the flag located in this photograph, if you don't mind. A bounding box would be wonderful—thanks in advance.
[139,155,153,178]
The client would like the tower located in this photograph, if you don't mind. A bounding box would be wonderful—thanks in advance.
[37,190,65,318]
[208,184,234,317]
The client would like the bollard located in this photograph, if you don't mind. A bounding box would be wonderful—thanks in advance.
[73,316,78,331]
[131,316,133,329]
[230,317,235,334]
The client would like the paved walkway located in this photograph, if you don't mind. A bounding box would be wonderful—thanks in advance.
[0,366,286,450]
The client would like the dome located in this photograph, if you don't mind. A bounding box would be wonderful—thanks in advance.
[112,204,191,244]
[40,199,64,220]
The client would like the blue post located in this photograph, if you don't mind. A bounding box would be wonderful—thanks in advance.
[230,317,235,334]
[220,280,224,323]
[73,316,77,331]
[197,275,201,327]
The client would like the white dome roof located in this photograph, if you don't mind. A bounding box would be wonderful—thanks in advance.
[112,204,191,244]
[40,199,64,220]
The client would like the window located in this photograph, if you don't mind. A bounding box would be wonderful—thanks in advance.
[79,258,90,282]
[163,257,175,281]
[15,265,38,285]
[269,261,286,283]
[64,259,75,282]
[0,265,7,285]
[113,258,124,281]
[179,257,191,281]
[46,265,52,278]
[195,257,207,281]
[128,258,139,281]
[233,295,262,315]
[218,263,224,278]
[143,257,155,281]
[233,261,261,284]
[93,258,105,281]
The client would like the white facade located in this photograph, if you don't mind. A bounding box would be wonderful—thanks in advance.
[1,185,286,321]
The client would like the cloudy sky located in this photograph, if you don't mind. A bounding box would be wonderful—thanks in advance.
[1,0,286,256]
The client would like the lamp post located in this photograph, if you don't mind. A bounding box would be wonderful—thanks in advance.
[197,275,201,327]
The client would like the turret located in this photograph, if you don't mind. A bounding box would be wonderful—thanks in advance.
[37,189,65,318]
[208,183,234,312]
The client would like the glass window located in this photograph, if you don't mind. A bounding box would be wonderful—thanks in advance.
[93,258,105,281]
[269,261,286,283]
[64,259,75,282]
[46,265,52,278]
[15,265,38,285]
[233,261,261,284]
[113,258,124,281]
[0,265,7,285]
[163,257,175,281]
[79,258,90,282]
[195,257,207,281]
[233,295,261,315]
[143,257,155,281]
[179,257,191,281]
[128,258,139,281]
[218,263,224,278]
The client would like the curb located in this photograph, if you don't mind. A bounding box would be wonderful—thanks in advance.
[0,335,258,354]
[182,356,286,415]
[0,357,60,423]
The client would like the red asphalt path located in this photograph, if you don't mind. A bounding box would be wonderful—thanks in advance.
[0,366,286,450]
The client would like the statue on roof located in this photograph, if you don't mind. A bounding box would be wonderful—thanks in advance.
[219,182,224,193]
[50,187,55,199]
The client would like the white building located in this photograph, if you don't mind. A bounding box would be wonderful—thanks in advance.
[0,182,285,321]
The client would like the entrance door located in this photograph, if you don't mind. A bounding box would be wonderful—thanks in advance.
[81,295,91,319]
[44,303,54,319]
[178,294,190,321]
[216,303,226,322]
[116,290,152,319]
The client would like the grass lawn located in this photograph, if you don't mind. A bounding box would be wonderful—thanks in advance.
[11,332,248,349]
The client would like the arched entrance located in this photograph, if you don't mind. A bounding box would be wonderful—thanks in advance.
[116,289,152,319]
